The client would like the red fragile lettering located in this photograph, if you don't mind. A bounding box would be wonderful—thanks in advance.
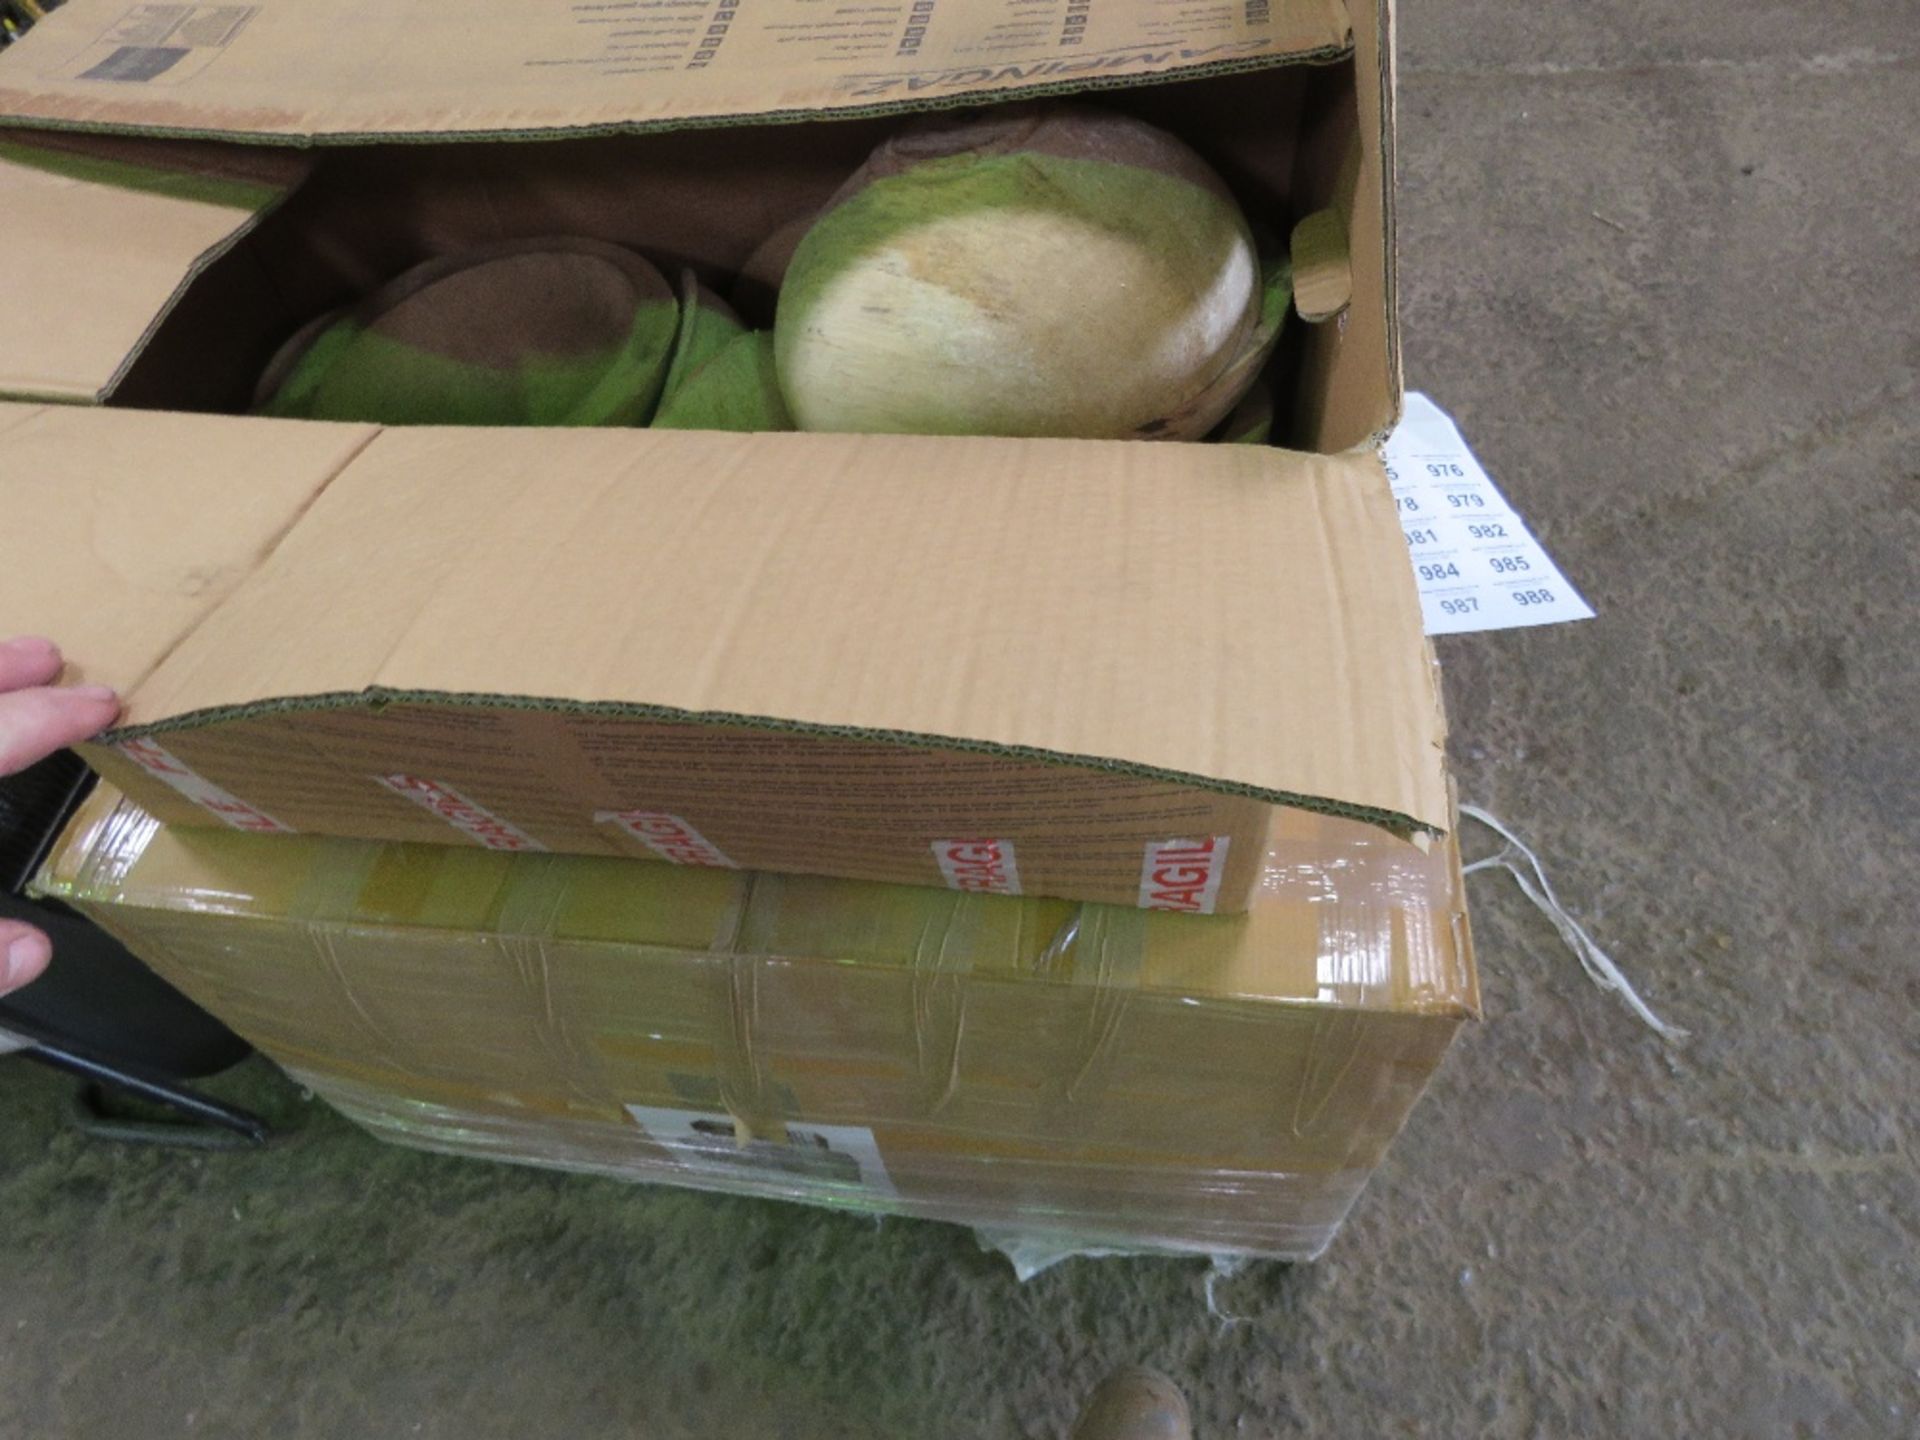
[203,798,280,831]
[948,858,1011,891]
[379,774,543,852]
[1138,836,1227,914]
[120,739,191,776]
[600,811,735,867]
[1151,864,1214,890]
[931,836,1020,895]
[113,740,293,832]
[200,796,285,832]
[460,813,526,847]
[640,823,724,863]
[631,817,688,841]
[654,833,730,866]
[482,832,538,853]
[943,841,1004,866]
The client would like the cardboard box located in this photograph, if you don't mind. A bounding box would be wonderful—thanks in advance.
[37,784,1476,1260]
[0,0,1440,912]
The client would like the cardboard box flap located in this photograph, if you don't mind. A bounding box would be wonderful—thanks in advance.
[0,131,304,402]
[0,402,376,693]
[0,0,1352,141]
[109,421,1448,834]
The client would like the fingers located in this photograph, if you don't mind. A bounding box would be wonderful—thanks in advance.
[0,919,52,995]
[0,684,121,775]
[0,635,64,694]
[0,638,108,996]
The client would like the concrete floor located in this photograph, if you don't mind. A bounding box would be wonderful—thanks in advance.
[4,3,1917,1436]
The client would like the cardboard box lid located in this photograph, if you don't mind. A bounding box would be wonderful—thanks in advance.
[0,400,1449,835]
[0,0,1351,140]
[0,402,374,689]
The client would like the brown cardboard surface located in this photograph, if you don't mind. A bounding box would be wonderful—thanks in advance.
[0,402,374,691]
[0,131,302,401]
[27,416,1446,908]
[0,0,1350,139]
[37,783,1472,1257]
[1288,0,1396,450]
[109,424,1444,825]
[1291,206,1354,321]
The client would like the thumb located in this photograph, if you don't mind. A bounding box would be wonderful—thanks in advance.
[0,920,52,996]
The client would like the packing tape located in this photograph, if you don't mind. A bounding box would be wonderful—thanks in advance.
[1029,902,1147,1129]
[904,887,995,1119]
[716,948,787,1146]
[66,793,163,905]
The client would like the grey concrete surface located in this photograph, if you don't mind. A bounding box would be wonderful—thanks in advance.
[3,3,1917,1436]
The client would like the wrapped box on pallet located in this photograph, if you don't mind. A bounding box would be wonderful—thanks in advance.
[36,783,1476,1260]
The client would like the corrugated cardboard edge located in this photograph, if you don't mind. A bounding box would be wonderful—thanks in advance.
[88,688,1444,841]
[0,48,1354,146]
[91,202,277,401]
[1367,0,1404,446]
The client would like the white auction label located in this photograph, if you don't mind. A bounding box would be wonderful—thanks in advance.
[1384,393,1596,636]
[623,1105,897,1201]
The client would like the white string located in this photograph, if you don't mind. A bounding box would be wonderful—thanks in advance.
[1458,804,1689,1042]
[1203,1256,1252,1325]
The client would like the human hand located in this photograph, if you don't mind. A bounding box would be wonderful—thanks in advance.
[0,637,121,997]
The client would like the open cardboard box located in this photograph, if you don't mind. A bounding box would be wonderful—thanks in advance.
[0,0,1443,913]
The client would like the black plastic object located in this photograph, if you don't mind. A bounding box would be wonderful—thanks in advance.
[0,746,89,894]
[1,752,252,1080]
[1,1009,271,1148]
